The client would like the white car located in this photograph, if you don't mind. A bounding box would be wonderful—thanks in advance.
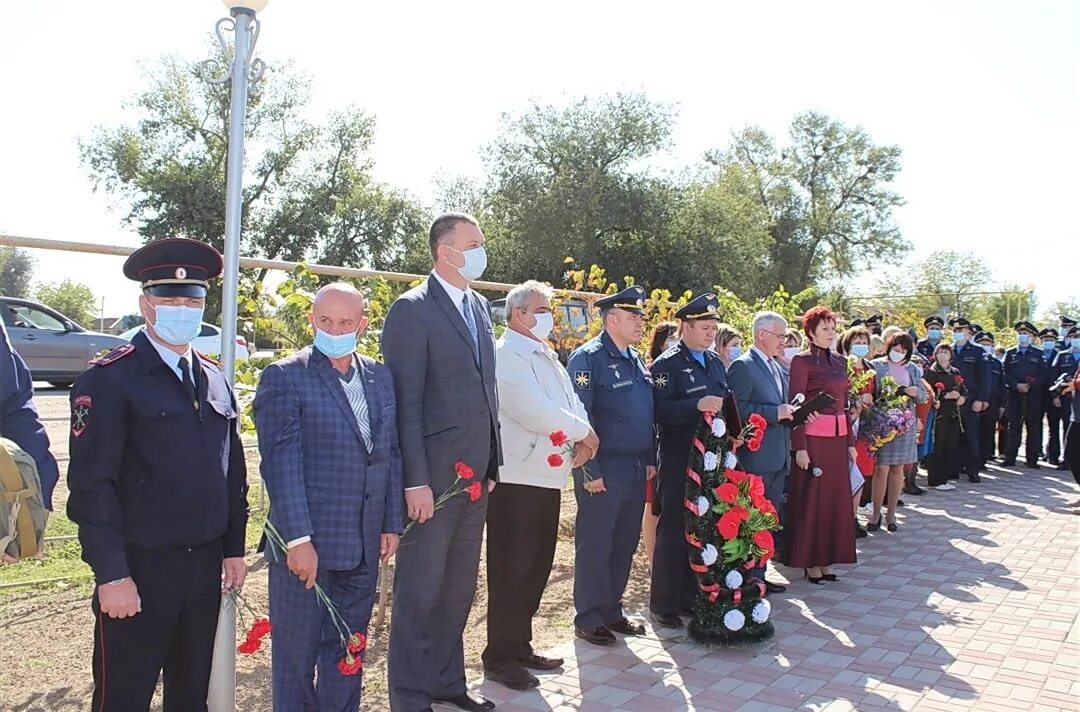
[118,322,250,361]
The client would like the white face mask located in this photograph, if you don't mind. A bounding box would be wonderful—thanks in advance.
[783,346,800,361]
[528,312,554,340]
[888,349,906,363]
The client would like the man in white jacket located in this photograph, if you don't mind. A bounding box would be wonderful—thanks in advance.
[482,280,599,691]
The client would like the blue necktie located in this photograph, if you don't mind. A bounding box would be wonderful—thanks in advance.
[461,293,479,363]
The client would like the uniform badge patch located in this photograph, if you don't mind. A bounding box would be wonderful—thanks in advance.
[654,373,669,388]
[71,395,92,438]
[574,371,591,389]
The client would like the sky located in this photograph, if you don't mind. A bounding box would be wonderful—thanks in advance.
[1,0,1077,323]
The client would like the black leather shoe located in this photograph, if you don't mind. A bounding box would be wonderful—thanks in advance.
[1002,459,1016,466]
[606,618,646,636]
[522,653,564,671]
[432,692,496,712]
[1027,461,1041,470]
[575,626,616,646]
[651,612,684,629]
[968,473,981,483]
[1058,462,1071,471]
[485,665,539,691]
[764,579,787,594]
[855,522,868,538]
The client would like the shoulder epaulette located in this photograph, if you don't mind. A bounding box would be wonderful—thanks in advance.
[90,343,135,366]
[194,351,222,368]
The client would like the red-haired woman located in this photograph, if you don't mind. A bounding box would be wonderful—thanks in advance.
[786,306,857,584]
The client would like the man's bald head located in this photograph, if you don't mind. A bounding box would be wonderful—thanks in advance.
[309,282,367,337]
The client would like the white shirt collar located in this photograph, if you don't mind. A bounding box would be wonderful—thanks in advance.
[145,330,192,382]
[431,269,469,308]
[503,327,546,354]
[750,345,774,365]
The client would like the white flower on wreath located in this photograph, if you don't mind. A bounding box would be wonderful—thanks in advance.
[696,496,710,517]
[724,609,745,631]
[701,544,718,566]
[752,599,771,624]
[724,451,738,470]
[711,417,727,438]
[724,570,744,590]
[703,451,719,472]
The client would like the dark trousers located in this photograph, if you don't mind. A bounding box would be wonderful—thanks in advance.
[573,477,642,631]
[389,485,488,712]
[91,541,222,712]
[928,411,961,486]
[649,465,697,616]
[1045,403,1064,462]
[482,483,560,670]
[269,560,377,711]
[1066,421,1080,486]
[957,404,982,475]
[1006,393,1042,463]
[979,405,1000,462]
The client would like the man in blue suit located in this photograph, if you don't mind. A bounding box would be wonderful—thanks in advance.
[726,310,795,591]
[254,283,404,712]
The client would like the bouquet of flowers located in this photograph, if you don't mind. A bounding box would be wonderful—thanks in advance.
[857,375,915,453]
[846,356,874,410]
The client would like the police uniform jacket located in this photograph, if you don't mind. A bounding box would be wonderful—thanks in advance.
[916,338,941,362]
[985,351,1006,408]
[1003,345,1047,393]
[67,331,249,583]
[568,331,656,482]
[650,342,731,476]
[1052,348,1079,407]
[952,341,991,403]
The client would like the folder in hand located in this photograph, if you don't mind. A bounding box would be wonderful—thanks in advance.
[789,391,836,427]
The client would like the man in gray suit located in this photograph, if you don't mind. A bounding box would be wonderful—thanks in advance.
[726,310,794,592]
[382,213,501,712]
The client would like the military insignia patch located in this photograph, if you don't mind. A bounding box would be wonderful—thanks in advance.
[91,343,135,366]
[574,371,591,389]
[654,373,669,388]
[71,395,92,438]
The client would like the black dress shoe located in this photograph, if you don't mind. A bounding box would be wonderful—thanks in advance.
[432,692,496,712]
[1058,462,1071,471]
[1002,459,1016,466]
[968,473,981,483]
[606,618,646,636]
[522,653,564,671]
[1027,461,1041,470]
[651,612,684,629]
[764,579,787,594]
[575,626,616,646]
[486,665,539,691]
[855,521,868,538]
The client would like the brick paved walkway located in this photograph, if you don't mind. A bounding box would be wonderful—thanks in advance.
[455,463,1080,712]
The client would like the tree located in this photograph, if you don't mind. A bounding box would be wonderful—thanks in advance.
[80,48,427,319]
[35,280,97,327]
[1040,299,1080,325]
[707,112,909,292]
[0,247,35,297]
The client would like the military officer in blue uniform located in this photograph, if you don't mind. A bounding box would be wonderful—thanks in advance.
[568,286,656,646]
[1051,325,1080,471]
[1039,328,1066,466]
[1058,316,1078,350]
[917,315,946,362]
[974,330,1007,465]
[66,238,249,711]
[1003,320,1048,468]
[949,317,991,482]
[648,293,744,629]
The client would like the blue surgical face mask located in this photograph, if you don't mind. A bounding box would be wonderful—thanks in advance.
[150,304,204,346]
[1071,337,1080,351]
[888,349,906,363]
[1042,340,1056,351]
[727,346,742,360]
[952,331,967,344]
[453,246,488,281]
[981,344,994,355]
[851,343,870,358]
[314,328,358,359]
[1017,333,1032,347]
[927,329,942,342]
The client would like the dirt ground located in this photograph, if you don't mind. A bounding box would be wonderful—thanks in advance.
[0,387,653,711]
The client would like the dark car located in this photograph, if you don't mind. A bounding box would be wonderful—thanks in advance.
[1,296,128,388]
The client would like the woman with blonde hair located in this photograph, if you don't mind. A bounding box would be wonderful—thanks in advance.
[714,323,742,371]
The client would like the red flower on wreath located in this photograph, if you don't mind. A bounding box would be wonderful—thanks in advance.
[549,430,569,447]
[466,482,483,502]
[714,482,739,504]
[748,476,765,498]
[454,462,475,480]
[725,468,748,486]
[717,506,749,540]
[752,529,774,552]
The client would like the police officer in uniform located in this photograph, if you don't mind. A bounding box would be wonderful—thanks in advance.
[1003,320,1048,468]
[648,293,741,629]
[67,238,249,711]
[1039,328,1065,465]
[1052,325,1080,471]
[568,286,656,646]
[865,313,884,336]
[974,330,1006,465]
[1059,316,1078,350]
[917,316,946,362]
[948,317,991,482]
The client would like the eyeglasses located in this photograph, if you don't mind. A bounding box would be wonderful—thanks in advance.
[761,330,786,339]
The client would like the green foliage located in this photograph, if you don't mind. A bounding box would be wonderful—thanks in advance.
[34,279,97,327]
[0,246,35,298]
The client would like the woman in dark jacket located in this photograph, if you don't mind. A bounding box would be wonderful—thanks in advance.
[923,343,968,491]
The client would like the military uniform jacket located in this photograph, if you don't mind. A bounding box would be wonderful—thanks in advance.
[650,342,732,476]
[568,331,656,482]
[952,342,991,403]
[986,353,1006,408]
[1052,349,1079,410]
[1003,346,1047,393]
[66,331,249,583]
[916,338,941,363]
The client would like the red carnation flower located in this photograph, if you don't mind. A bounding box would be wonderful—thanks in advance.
[454,462,475,480]
[752,529,774,551]
[337,654,363,676]
[715,482,739,504]
[466,482,483,502]
[238,638,261,655]
[549,430,569,447]
[934,382,945,391]
[748,413,767,431]
[547,453,565,467]
[955,375,965,384]
[247,617,271,641]
[346,632,367,654]
[747,438,762,452]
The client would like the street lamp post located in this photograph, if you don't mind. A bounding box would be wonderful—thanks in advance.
[202,1,267,709]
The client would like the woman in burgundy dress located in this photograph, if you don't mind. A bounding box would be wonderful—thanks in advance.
[786,306,857,583]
